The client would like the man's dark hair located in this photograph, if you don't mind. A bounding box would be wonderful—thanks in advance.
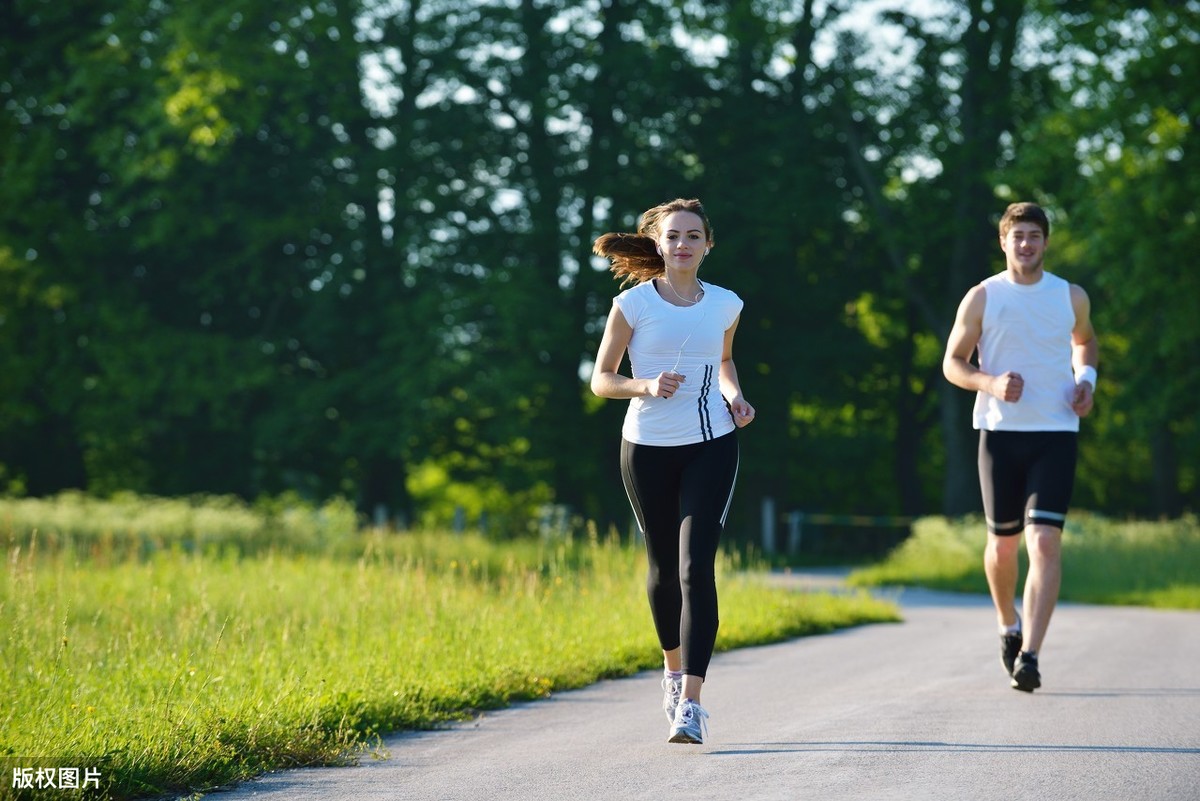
[999,202,1050,239]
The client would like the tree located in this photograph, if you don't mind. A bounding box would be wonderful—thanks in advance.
[833,0,1033,515]
[1015,0,1200,515]
[3,0,1191,527]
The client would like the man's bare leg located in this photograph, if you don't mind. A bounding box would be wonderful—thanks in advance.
[1021,524,1063,654]
[985,531,1021,628]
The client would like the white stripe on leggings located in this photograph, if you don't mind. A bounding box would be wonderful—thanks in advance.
[719,447,740,526]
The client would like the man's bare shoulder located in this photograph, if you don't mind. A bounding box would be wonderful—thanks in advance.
[958,282,988,316]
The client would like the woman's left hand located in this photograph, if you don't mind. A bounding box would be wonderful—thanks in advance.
[729,397,756,428]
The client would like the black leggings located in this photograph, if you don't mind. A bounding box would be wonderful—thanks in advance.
[620,431,739,680]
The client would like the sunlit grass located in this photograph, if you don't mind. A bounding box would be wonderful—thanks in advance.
[0,490,359,558]
[1,495,897,800]
[847,514,1200,608]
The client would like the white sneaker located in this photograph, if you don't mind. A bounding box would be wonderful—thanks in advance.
[662,674,682,723]
[668,698,709,744]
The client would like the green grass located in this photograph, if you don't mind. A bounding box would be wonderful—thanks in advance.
[847,514,1200,608]
[0,490,360,557]
[0,495,898,800]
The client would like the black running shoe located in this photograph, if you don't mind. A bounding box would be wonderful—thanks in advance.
[1011,651,1041,692]
[1001,631,1022,676]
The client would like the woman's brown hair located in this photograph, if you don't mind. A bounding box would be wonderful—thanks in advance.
[593,198,714,286]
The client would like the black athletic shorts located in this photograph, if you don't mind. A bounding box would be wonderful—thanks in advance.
[977,430,1078,536]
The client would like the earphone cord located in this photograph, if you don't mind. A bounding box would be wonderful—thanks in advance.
[670,310,706,374]
[663,276,704,306]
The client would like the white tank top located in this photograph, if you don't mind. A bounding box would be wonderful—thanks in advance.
[613,280,744,446]
[973,271,1079,432]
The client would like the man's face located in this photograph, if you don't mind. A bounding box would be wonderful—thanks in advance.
[1001,222,1047,275]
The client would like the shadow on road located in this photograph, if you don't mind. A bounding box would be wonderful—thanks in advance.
[1036,688,1200,698]
[709,740,1200,755]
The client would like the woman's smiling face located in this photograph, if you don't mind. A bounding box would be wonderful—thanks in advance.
[657,210,709,269]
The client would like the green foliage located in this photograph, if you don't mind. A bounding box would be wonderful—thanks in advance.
[0,494,897,800]
[848,514,1200,608]
[0,1,1195,530]
[405,457,555,537]
[1014,0,1199,516]
[846,516,990,593]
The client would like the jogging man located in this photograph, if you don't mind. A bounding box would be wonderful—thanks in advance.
[942,202,1099,692]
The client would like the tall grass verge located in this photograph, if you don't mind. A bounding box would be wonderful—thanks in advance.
[847,514,1200,608]
[1,495,897,800]
[0,491,358,558]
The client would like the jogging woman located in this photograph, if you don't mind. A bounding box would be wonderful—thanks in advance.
[590,198,755,744]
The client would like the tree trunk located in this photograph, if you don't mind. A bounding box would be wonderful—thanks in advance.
[1149,424,1182,518]
[361,457,413,529]
[939,381,980,516]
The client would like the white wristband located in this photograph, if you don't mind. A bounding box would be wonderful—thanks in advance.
[1074,365,1097,388]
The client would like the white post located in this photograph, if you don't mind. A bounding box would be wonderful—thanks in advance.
[761,496,776,555]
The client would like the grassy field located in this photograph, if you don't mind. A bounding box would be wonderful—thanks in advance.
[0,494,898,800]
[847,514,1200,608]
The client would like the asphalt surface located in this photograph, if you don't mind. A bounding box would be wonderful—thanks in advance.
[204,571,1200,801]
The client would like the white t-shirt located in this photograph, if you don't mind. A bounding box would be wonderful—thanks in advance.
[973,271,1080,432]
[613,279,744,446]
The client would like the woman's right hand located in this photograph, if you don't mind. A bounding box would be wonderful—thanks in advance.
[646,371,686,399]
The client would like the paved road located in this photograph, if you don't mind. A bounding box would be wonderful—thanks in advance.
[206,572,1200,801]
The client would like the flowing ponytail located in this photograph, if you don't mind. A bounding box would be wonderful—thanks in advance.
[593,198,713,286]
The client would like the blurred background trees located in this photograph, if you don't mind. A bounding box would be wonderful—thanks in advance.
[2,0,1195,536]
